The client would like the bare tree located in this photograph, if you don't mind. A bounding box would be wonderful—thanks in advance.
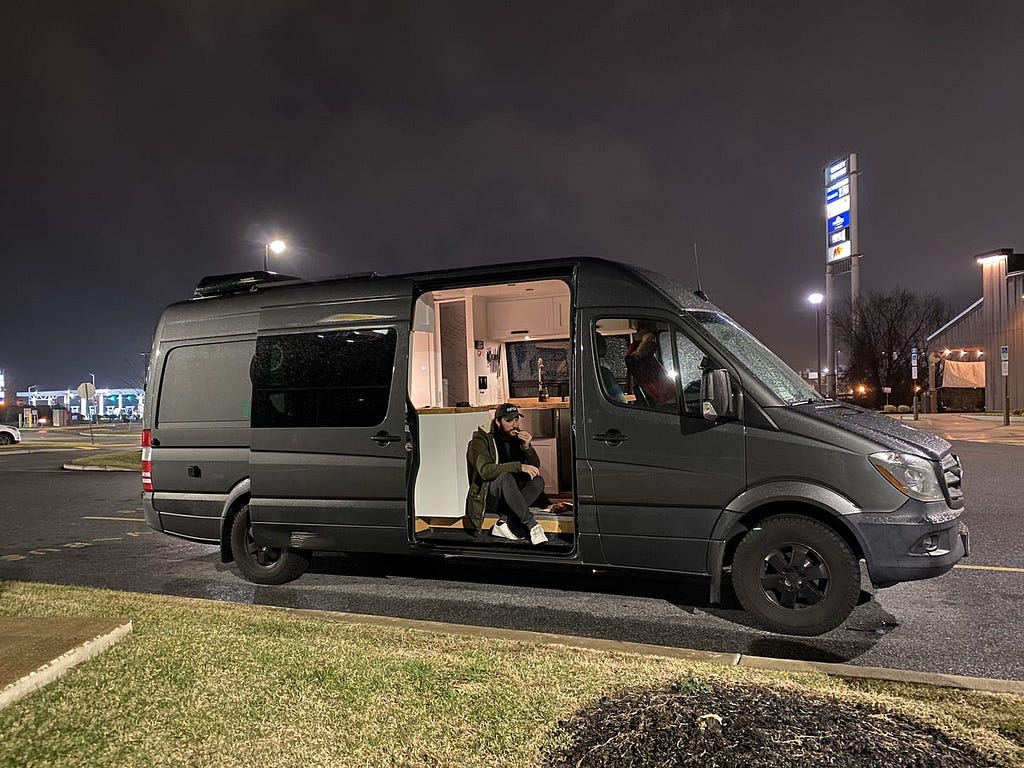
[832,288,950,408]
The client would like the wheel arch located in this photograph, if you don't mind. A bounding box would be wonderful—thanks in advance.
[716,482,868,569]
[219,477,251,563]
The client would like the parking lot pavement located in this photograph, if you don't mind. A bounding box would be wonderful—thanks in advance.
[890,412,1024,446]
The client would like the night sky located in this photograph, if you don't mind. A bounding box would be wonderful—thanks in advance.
[3,2,1023,391]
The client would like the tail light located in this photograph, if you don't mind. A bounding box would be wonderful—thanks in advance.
[141,429,153,492]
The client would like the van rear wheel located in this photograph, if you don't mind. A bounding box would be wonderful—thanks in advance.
[230,504,311,585]
[732,515,860,636]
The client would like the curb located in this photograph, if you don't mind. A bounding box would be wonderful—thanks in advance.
[0,620,133,710]
[2,449,83,456]
[247,602,1024,696]
[61,463,137,472]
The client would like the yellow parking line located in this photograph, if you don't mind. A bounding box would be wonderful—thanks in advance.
[954,564,1024,573]
[83,516,146,522]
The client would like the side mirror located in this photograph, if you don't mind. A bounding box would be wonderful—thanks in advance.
[700,368,734,421]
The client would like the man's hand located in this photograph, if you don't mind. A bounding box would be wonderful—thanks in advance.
[520,463,540,479]
[516,429,533,448]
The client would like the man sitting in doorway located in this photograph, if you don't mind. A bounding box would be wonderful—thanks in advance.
[465,403,548,545]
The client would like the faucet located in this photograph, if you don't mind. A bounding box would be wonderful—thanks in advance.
[537,357,548,401]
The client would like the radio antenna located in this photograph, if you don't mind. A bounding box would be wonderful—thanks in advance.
[693,243,709,301]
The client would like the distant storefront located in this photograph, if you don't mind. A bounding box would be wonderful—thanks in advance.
[15,387,144,420]
[928,249,1024,412]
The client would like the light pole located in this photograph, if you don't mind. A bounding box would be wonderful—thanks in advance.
[808,293,824,394]
[88,372,97,440]
[264,239,286,271]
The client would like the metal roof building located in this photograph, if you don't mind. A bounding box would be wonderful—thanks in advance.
[928,248,1024,412]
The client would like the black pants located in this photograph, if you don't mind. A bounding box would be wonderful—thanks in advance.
[488,472,545,530]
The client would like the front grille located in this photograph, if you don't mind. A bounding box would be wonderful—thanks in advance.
[941,453,963,504]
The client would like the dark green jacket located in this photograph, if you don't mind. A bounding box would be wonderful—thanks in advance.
[464,422,541,532]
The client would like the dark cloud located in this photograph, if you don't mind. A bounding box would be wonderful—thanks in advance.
[2,1,1023,389]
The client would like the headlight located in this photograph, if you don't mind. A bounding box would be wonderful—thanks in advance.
[869,452,945,502]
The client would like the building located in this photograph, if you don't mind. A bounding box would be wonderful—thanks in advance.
[15,387,145,421]
[928,248,1024,412]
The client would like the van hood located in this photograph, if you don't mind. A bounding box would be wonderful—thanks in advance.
[786,402,951,461]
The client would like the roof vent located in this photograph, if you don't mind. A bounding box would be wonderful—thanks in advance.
[193,271,301,298]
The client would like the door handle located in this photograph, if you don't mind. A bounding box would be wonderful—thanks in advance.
[370,431,402,446]
[593,429,629,446]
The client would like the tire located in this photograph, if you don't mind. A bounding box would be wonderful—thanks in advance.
[0,433,13,445]
[732,515,860,636]
[229,504,311,585]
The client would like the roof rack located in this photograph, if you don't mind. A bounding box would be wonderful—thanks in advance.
[192,271,302,298]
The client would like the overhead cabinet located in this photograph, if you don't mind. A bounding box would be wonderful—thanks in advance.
[486,296,569,339]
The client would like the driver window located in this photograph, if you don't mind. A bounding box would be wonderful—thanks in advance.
[594,318,677,412]
[594,318,714,418]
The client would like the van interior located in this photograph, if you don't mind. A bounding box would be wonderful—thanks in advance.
[408,278,578,551]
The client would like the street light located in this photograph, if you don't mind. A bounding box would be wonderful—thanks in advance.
[264,239,286,271]
[808,293,824,394]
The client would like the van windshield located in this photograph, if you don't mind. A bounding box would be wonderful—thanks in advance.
[684,309,825,405]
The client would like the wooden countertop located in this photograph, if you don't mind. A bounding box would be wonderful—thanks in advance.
[417,399,569,415]
[416,406,492,415]
[509,398,570,409]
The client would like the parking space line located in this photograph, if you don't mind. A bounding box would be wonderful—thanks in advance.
[82,516,146,522]
[954,564,1024,573]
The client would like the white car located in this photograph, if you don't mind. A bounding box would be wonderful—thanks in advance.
[0,425,21,445]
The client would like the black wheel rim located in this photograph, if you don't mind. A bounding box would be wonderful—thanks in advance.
[244,522,282,568]
[758,542,831,610]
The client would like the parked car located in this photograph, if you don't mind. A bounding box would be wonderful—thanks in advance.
[0,424,21,445]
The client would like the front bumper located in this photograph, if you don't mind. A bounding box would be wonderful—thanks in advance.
[852,499,968,587]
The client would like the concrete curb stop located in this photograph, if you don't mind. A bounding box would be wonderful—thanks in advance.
[61,463,137,472]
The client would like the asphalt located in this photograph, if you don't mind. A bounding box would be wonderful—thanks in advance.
[3,411,1023,710]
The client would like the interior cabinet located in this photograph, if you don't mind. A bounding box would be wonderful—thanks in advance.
[531,437,559,495]
[553,296,570,334]
[486,297,561,339]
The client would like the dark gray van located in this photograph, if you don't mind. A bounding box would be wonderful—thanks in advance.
[142,257,968,636]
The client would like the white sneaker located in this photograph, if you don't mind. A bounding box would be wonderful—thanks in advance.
[492,521,521,540]
[529,524,548,546]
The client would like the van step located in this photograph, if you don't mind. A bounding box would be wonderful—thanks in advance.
[415,513,574,535]
[415,527,573,551]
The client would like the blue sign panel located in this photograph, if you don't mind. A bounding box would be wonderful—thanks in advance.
[828,211,849,232]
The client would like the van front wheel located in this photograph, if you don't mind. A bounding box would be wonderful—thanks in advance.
[230,504,311,585]
[732,515,860,636]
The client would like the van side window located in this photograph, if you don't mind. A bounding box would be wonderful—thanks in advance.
[251,328,397,428]
[595,319,677,411]
[158,341,255,426]
[594,319,710,417]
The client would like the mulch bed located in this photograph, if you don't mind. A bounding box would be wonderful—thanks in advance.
[543,680,1003,768]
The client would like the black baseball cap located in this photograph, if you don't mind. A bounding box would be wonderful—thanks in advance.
[494,403,523,421]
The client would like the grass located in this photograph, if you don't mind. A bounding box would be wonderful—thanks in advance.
[69,450,141,470]
[0,581,1021,768]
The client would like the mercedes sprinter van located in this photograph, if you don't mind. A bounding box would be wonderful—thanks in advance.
[142,258,968,635]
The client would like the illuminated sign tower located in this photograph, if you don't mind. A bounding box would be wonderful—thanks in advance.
[823,153,862,398]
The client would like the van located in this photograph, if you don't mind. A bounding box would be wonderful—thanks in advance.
[142,257,969,636]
